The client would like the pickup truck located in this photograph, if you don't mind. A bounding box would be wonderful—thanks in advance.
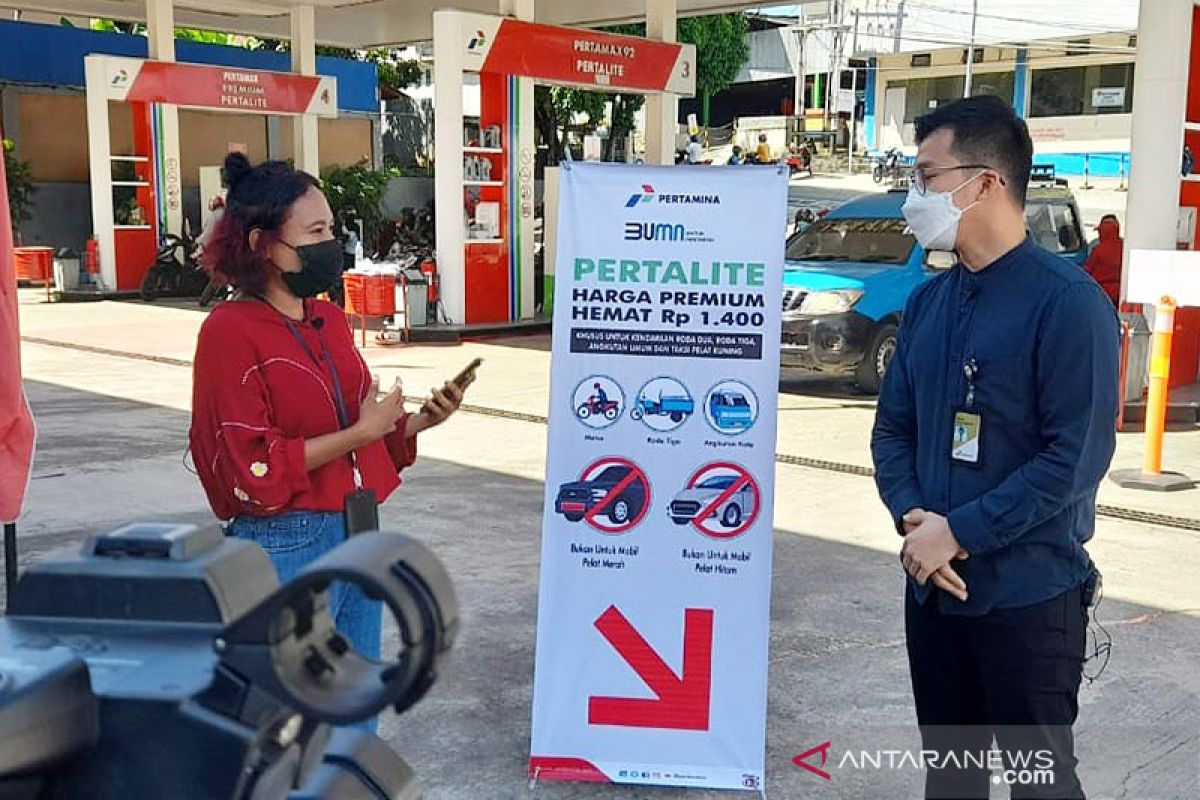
[781,169,1086,393]
[555,465,646,525]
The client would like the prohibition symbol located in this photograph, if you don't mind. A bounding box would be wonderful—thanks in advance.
[554,457,651,534]
[670,461,761,540]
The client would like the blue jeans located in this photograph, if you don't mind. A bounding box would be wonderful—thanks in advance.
[229,510,381,730]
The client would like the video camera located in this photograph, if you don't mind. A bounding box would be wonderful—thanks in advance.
[0,522,458,799]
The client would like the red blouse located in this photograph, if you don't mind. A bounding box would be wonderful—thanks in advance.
[189,298,416,520]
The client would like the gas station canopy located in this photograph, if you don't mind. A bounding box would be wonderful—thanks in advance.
[4,0,789,48]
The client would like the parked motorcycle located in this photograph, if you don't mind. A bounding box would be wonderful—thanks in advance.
[140,231,207,302]
[198,276,234,307]
[871,147,902,184]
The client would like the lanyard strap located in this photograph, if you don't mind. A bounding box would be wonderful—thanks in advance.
[282,315,363,489]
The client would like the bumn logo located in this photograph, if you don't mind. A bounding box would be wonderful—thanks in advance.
[624,222,685,241]
[467,30,487,51]
[625,184,656,207]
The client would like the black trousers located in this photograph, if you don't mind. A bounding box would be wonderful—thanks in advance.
[905,587,1088,800]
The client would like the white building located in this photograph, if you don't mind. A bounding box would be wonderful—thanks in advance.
[851,0,1141,175]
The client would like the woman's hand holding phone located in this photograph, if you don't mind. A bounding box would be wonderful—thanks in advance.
[406,359,478,437]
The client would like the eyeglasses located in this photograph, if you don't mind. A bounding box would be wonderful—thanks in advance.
[909,164,995,196]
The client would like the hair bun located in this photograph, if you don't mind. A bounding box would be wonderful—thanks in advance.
[223,152,253,190]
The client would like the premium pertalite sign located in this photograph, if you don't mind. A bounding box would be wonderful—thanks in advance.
[530,162,788,791]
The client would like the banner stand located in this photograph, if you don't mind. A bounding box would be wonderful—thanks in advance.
[529,161,788,792]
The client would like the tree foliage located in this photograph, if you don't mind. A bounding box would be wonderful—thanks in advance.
[248,39,422,93]
[86,18,237,45]
[320,161,397,250]
[678,14,750,125]
[533,14,750,162]
[3,139,34,233]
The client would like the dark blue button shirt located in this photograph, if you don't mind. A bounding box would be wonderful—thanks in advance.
[871,236,1119,616]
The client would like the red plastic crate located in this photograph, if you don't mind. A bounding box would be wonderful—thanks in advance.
[343,273,396,316]
[13,246,53,283]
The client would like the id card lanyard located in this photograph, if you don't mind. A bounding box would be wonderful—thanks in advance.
[950,273,983,467]
[282,316,364,490]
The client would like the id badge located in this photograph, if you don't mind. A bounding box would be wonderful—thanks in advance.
[344,488,380,536]
[951,411,982,465]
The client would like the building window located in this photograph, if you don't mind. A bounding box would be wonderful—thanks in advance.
[887,73,1013,123]
[1029,63,1134,117]
[971,71,1014,103]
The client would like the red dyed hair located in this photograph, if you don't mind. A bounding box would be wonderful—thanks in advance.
[200,153,320,295]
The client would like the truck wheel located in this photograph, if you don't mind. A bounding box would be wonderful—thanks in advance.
[855,324,899,395]
[721,504,743,528]
[670,412,684,423]
[630,407,643,420]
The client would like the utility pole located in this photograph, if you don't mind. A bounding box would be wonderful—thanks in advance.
[964,0,979,97]
[793,24,807,125]
[824,0,844,133]
[848,9,860,174]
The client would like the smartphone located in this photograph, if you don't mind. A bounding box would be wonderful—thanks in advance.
[453,357,483,389]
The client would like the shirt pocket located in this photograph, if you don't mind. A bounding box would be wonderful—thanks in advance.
[974,354,1034,430]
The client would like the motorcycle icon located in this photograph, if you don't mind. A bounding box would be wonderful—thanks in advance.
[577,395,621,421]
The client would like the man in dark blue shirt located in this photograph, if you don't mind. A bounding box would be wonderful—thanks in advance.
[871,96,1119,799]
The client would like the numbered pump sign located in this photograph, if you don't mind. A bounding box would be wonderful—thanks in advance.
[530,163,788,791]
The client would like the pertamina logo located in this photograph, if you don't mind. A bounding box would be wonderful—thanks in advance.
[624,184,721,209]
[625,184,657,208]
[467,30,487,51]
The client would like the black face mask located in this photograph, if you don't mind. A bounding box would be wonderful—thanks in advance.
[278,238,344,298]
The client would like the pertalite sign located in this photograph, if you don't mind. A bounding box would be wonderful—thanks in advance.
[95,56,338,117]
[530,162,788,791]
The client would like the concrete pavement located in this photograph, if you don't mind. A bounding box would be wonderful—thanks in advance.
[9,291,1200,799]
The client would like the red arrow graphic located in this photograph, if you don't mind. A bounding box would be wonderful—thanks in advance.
[587,605,713,731]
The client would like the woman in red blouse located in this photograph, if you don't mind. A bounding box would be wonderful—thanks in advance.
[189,154,463,687]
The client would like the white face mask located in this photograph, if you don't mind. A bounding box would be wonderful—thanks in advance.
[901,171,985,251]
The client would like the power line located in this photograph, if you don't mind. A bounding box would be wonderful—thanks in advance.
[856,28,1135,56]
[899,0,1134,33]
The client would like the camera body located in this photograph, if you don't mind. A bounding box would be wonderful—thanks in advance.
[0,522,458,799]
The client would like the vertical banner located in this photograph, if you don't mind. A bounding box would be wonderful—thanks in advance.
[530,163,788,791]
